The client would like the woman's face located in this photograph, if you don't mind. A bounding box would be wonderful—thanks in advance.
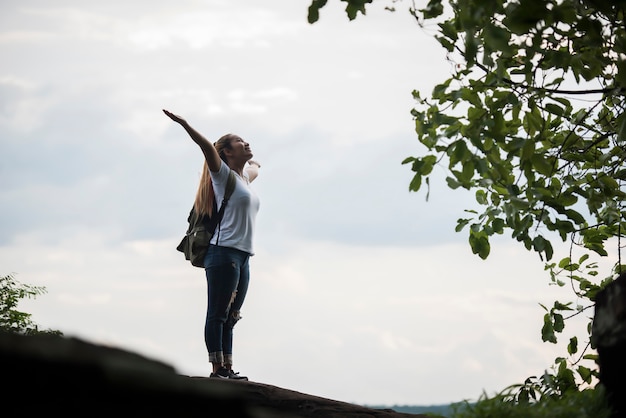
[228,136,253,160]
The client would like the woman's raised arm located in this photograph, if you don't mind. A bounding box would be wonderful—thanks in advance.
[162,109,221,172]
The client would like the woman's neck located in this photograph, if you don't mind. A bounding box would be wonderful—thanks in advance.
[227,160,245,177]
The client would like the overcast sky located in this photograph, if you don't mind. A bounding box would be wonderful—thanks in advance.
[0,0,608,407]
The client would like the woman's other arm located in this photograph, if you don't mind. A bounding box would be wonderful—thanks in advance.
[246,160,261,182]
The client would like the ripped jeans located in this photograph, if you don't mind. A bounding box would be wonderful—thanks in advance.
[204,245,250,366]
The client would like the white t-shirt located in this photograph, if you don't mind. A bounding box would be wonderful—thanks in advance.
[209,162,260,255]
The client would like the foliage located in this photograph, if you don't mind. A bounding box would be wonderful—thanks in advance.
[407,0,626,392]
[449,384,611,418]
[0,273,62,336]
[308,0,374,23]
[307,0,626,403]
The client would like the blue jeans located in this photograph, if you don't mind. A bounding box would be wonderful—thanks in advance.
[203,245,250,366]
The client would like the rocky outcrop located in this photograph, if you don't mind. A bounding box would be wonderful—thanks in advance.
[592,271,626,418]
[1,332,423,417]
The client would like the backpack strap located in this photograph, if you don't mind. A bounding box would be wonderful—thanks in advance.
[216,169,236,214]
[223,169,236,202]
[210,169,237,242]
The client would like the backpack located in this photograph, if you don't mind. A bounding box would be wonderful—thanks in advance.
[176,170,236,267]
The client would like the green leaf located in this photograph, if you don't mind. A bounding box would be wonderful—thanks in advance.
[503,0,546,34]
[564,209,585,224]
[533,235,546,252]
[455,218,470,232]
[438,20,457,41]
[483,23,510,52]
[421,0,444,19]
[554,301,572,311]
[432,80,451,99]
[521,139,535,162]
[553,313,564,332]
[344,0,372,20]
[460,159,475,183]
[524,106,543,136]
[543,240,554,261]
[465,34,479,67]
[542,313,557,343]
[435,35,455,52]
[545,103,564,117]
[469,229,490,259]
[492,218,505,233]
[577,365,593,384]
[448,140,469,167]
[446,176,462,189]
[531,154,555,176]
[475,189,488,205]
[307,0,328,23]
[411,155,437,176]
[409,173,423,192]
[567,336,578,355]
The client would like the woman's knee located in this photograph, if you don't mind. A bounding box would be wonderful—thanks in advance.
[225,310,242,328]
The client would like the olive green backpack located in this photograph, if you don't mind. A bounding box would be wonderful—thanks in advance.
[176,170,236,267]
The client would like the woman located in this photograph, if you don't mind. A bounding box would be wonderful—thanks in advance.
[163,109,261,380]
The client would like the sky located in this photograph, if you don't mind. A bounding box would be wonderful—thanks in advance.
[0,0,612,407]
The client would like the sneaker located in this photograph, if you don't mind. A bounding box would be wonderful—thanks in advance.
[227,369,248,381]
[210,367,248,381]
[209,367,229,379]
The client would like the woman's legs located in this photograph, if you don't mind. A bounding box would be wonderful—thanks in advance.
[223,256,249,369]
[204,245,250,374]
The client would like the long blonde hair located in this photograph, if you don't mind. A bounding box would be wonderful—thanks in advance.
[193,134,237,216]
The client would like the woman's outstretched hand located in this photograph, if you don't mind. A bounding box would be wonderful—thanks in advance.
[162,109,185,124]
[161,109,220,169]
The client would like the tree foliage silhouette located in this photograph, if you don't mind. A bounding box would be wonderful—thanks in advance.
[309,0,626,398]
[0,273,61,336]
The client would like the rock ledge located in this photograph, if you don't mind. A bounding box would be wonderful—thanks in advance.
[1,332,423,417]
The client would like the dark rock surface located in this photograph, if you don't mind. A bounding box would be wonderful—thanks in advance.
[592,272,626,418]
[1,332,424,417]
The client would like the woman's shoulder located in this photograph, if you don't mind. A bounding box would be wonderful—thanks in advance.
[210,161,231,183]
